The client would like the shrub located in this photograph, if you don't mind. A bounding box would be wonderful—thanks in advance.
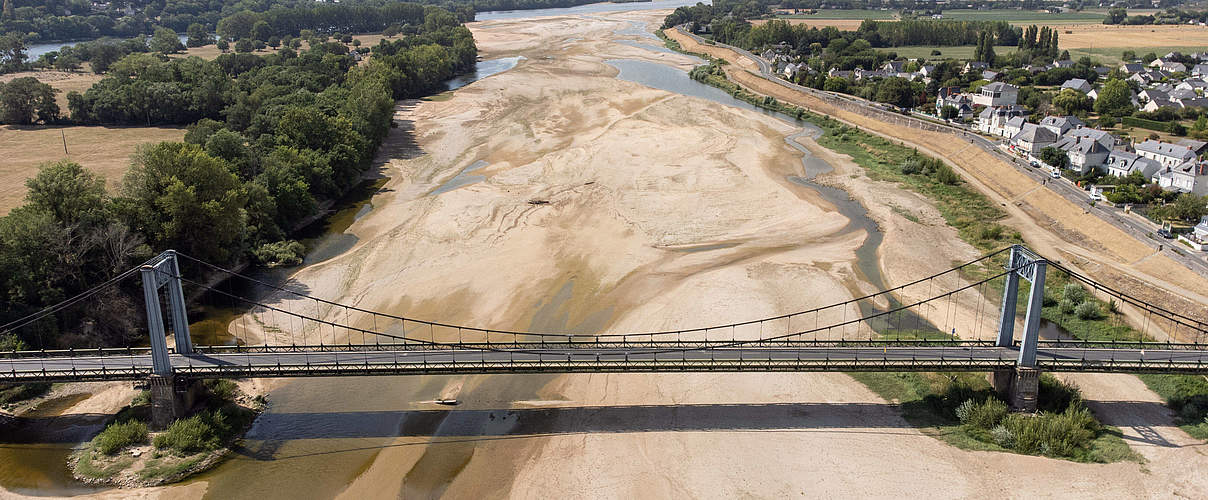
[1062,283,1087,304]
[1075,301,1102,320]
[92,421,148,455]
[934,164,961,185]
[956,398,1008,430]
[901,159,923,174]
[154,412,227,454]
[1059,298,1077,314]
[1002,404,1098,457]
[991,424,1015,448]
[253,240,305,267]
[1038,374,1081,413]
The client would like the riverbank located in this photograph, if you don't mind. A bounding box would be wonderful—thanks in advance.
[663,21,1208,493]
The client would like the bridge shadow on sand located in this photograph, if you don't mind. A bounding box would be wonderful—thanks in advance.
[233,401,923,460]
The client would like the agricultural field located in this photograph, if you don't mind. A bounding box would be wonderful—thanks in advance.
[935,9,1108,24]
[777,8,896,20]
[885,45,1016,60]
[0,125,185,214]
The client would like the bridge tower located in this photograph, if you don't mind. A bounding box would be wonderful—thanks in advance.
[140,250,199,429]
[991,245,1047,411]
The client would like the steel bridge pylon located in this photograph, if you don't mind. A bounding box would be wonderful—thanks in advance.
[992,245,1047,411]
[139,250,198,429]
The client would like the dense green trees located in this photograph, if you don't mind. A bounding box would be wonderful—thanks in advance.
[150,28,184,54]
[0,32,24,73]
[1,160,148,348]
[0,4,476,350]
[0,76,57,124]
[1094,79,1134,117]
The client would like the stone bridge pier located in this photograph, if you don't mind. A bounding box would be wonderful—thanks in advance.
[149,375,203,430]
[989,367,1040,411]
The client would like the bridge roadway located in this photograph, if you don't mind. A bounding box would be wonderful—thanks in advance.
[5,344,1208,382]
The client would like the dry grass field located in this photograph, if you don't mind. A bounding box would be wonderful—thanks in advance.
[0,125,185,214]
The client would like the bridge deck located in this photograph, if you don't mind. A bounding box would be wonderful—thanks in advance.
[4,346,1208,382]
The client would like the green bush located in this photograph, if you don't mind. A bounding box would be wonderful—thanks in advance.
[991,424,1015,448]
[900,159,923,175]
[1002,404,1098,457]
[1062,283,1087,304]
[252,240,305,268]
[92,421,148,455]
[934,163,961,185]
[1059,298,1077,314]
[154,412,227,454]
[1075,301,1102,320]
[1037,374,1081,413]
[955,398,1008,430]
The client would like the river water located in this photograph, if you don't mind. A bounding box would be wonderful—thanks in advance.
[3,10,918,498]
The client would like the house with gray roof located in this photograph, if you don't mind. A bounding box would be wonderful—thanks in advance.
[972,82,1018,107]
[1052,135,1110,174]
[1155,160,1208,195]
[1104,150,1161,179]
[1136,140,1197,168]
[1039,115,1084,136]
[1011,124,1058,155]
[1121,63,1145,74]
[1066,127,1118,149]
[1061,78,1092,93]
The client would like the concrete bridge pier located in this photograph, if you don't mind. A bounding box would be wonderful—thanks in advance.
[149,375,202,430]
[989,367,1039,412]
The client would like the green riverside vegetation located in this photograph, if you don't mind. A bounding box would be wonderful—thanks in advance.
[0,6,477,351]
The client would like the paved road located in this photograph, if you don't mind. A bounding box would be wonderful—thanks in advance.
[673,27,1208,278]
[5,345,1208,381]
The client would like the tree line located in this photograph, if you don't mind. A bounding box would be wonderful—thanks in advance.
[0,6,476,350]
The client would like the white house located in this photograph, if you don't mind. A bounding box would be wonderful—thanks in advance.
[1104,150,1161,178]
[1136,140,1197,168]
[1195,215,1208,240]
[976,105,1028,136]
[1003,116,1027,138]
[1051,135,1110,174]
[972,82,1019,107]
[1011,123,1058,155]
[1155,160,1208,194]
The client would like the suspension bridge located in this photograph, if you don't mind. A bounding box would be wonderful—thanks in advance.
[2,245,1206,427]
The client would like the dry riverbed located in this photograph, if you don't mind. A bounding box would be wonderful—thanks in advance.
[5,9,1208,499]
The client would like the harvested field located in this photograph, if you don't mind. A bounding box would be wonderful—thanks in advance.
[0,125,185,214]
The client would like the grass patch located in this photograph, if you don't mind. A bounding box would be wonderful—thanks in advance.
[73,451,135,480]
[1136,374,1208,440]
[883,45,1016,60]
[90,420,148,455]
[0,383,51,406]
[153,404,256,455]
[137,454,207,481]
[852,371,1142,462]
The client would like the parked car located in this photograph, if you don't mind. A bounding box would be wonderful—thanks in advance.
[1157,228,1174,239]
[1089,192,1102,202]
[1029,160,1040,168]
[1049,170,1061,179]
